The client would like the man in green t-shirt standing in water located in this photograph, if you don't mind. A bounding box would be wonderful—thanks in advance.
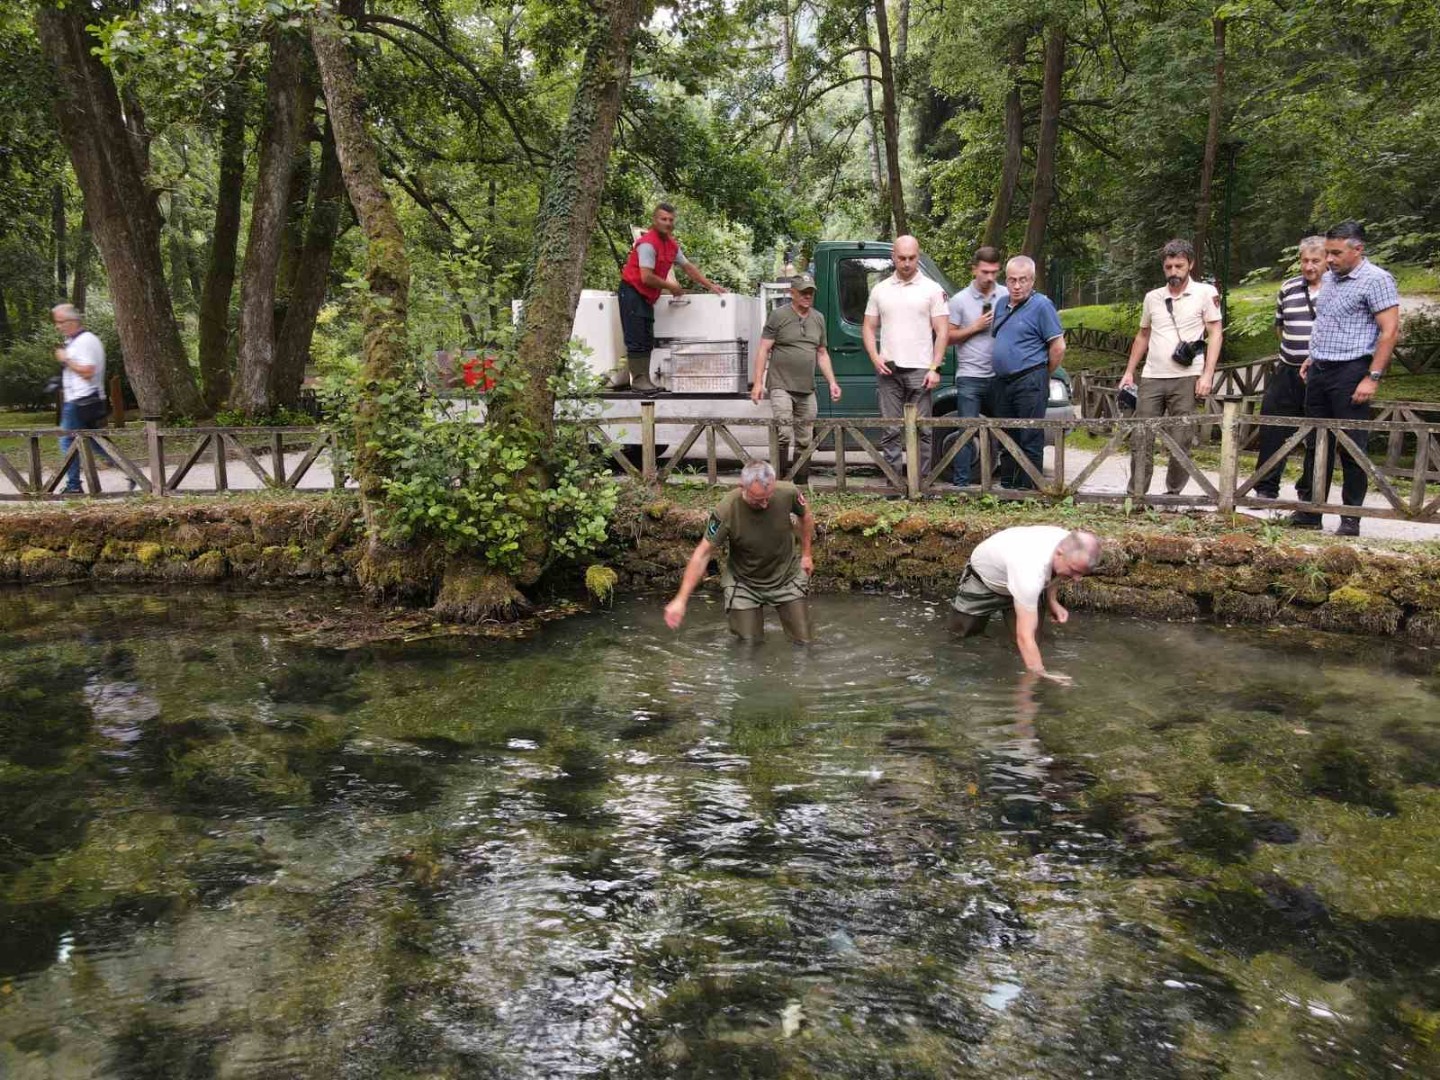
[750,273,842,483]
[664,461,816,643]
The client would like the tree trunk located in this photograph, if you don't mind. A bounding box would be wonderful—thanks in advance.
[1022,23,1065,293]
[166,190,194,311]
[52,184,67,299]
[71,211,91,310]
[1193,16,1226,279]
[896,0,910,66]
[983,35,1027,251]
[872,0,906,237]
[277,73,320,329]
[198,80,246,411]
[36,6,205,418]
[310,0,411,514]
[0,285,11,347]
[507,0,652,578]
[859,25,886,235]
[273,118,346,407]
[232,29,306,417]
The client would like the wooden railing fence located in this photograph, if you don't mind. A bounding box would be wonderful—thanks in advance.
[0,420,342,500]
[7,400,1440,526]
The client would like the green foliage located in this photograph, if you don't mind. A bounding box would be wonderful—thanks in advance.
[0,331,58,410]
[333,345,618,574]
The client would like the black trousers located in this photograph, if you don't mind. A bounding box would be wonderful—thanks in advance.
[992,364,1048,489]
[618,282,655,359]
[1296,358,1372,521]
[1255,361,1309,499]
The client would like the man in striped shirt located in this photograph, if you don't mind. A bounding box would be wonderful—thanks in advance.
[1255,237,1325,499]
[1288,221,1400,536]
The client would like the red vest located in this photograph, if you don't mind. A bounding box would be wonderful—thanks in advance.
[620,228,679,304]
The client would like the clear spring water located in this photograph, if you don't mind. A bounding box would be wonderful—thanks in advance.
[2,586,1439,1078]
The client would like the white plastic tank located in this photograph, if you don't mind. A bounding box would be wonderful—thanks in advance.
[653,293,762,343]
[570,289,624,378]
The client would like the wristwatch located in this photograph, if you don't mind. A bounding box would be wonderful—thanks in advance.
[1368,370,1384,381]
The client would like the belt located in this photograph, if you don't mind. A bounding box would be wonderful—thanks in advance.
[1313,354,1372,365]
[995,363,1046,380]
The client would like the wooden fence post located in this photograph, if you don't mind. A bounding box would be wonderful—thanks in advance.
[145,419,166,497]
[1216,399,1240,515]
[109,375,125,426]
[640,401,657,483]
[904,404,920,499]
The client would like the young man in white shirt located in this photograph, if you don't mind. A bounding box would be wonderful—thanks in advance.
[862,235,949,476]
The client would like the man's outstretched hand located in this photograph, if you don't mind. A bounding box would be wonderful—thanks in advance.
[664,598,687,630]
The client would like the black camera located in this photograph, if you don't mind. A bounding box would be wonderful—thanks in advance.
[981,300,993,315]
[1170,338,1206,366]
[43,375,63,395]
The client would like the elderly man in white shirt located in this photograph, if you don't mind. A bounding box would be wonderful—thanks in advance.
[52,303,111,494]
[862,235,949,475]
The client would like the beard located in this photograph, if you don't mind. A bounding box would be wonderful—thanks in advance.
[1166,275,1186,288]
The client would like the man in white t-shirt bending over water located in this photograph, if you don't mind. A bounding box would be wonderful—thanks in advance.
[948,526,1102,681]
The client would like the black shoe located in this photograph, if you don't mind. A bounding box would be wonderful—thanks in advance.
[1253,489,1279,500]
[62,485,83,495]
[1336,518,1360,537]
[1285,513,1322,530]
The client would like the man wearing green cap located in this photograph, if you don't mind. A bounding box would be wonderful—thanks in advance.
[750,273,842,483]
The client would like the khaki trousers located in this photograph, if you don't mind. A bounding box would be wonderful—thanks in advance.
[769,387,817,452]
[1130,375,1198,497]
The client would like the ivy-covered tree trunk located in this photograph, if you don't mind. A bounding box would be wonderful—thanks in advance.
[273,120,346,407]
[36,5,205,418]
[233,29,306,417]
[858,20,887,236]
[507,0,651,436]
[871,0,907,237]
[1193,16,1226,279]
[52,184,67,299]
[310,0,410,517]
[1023,23,1065,293]
[983,35,1027,251]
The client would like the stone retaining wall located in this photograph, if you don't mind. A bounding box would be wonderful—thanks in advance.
[2,496,1439,645]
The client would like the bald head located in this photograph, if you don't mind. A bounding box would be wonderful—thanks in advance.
[893,235,920,280]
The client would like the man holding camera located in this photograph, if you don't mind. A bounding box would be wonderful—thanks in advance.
[944,246,1002,486]
[1119,239,1223,498]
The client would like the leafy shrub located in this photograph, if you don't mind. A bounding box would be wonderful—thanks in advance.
[0,332,57,409]
[332,344,619,574]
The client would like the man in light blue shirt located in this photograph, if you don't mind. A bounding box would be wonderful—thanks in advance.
[945,246,1002,485]
[990,257,1065,489]
[1289,220,1401,537]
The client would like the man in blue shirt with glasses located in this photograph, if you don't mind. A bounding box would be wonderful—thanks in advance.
[989,256,1065,489]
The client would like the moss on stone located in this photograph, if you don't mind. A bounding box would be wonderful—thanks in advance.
[1317,545,1361,578]
[134,542,165,566]
[1062,579,1201,620]
[189,550,227,582]
[17,547,81,580]
[99,539,132,561]
[432,561,530,623]
[893,515,931,540]
[585,564,618,603]
[1207,533,1258,566]
[66,541,98,564]
[832,509,879,532]
[1214,590,1281,624]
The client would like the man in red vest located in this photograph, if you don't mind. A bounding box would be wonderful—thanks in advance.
[618,203,728,393]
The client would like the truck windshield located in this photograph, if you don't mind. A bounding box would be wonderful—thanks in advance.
[836,256,954,326]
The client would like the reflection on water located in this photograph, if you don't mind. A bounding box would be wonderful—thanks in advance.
[2,586,1439,1077]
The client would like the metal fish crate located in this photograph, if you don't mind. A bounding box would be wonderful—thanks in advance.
[667,340,748,394]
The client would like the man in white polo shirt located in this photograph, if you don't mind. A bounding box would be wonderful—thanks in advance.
[862,235,949,475]
[1119,239,1223,498]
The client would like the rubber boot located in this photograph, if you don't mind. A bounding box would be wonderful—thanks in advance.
[628,354,663,395]
[606,361,630,390]
[793,442,811,486]
[777,444,791,482]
